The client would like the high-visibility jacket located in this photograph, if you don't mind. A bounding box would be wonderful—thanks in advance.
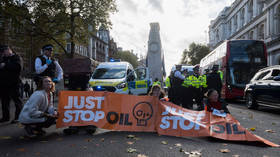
[152,81,161,86]
[165,77,171,88]
[218,70,223,81]
[199,75,208,88]
[182,76,191,87]
[188,75,201,88]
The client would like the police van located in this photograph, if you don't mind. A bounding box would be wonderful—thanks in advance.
[88,61,151,95]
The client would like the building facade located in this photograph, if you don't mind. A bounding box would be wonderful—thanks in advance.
[67,25,117,62]
[209,0,280,65]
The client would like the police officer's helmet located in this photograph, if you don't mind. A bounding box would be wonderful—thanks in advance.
[42,44,54,51]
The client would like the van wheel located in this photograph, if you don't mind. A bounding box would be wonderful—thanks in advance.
[246,93,258,109]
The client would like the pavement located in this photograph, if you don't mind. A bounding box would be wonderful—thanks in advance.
[0,98,280,157]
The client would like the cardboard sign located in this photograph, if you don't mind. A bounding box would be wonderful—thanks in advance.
[57,91,279,147]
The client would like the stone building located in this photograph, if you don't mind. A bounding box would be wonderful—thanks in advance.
[209,0,280,65]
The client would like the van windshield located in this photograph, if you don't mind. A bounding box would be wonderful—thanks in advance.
[92,68,126,79]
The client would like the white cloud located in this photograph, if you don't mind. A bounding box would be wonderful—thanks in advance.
[110,0,235,76]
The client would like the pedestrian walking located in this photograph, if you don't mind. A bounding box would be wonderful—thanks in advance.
[34,44,63,86]
[19,76,58,137]
[24,81,31,98]
[0,45,23,123]
[207,65,222,97]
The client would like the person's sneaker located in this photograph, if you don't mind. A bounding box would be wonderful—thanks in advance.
[34,128,46,136]
[63,127,79,135]
[0,118,9,123]
[24,126,36,138]
[10,119,19,124]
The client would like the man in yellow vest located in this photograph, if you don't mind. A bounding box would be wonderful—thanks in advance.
[188,65,204,111]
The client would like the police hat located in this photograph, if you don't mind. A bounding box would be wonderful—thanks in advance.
[193,65,200,70]
[212,64,219,70]
[42,44,53,51]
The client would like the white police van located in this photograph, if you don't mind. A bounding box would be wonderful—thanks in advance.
[88,61,151,95]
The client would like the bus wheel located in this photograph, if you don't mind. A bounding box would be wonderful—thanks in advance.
[246,93,258,109]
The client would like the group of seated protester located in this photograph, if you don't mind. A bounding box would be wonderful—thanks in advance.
[149,85,229,114]
[18,77,229,137]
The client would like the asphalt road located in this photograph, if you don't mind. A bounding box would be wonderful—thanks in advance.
[0,100,279,157]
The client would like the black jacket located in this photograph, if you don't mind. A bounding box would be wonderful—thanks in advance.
[0,53,22,88]
[207,72,222,91]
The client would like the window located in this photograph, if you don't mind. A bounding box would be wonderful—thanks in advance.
[228,21,232,36]
[255,71,270,80]
[240,8,245,27]
[277,5,280,34]
[249,30,254,39]
[258,24,264,40]
[271,69,280,77]
[257,0,264,14]
[66,43,71,53]
[234,15,238,31]
[248,0,253,21]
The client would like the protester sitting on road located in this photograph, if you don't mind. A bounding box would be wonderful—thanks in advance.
[148,84,165,99]
[19,76,58,137]
[204,89,230,113]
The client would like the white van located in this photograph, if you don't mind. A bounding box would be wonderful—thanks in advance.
[88,61,151,95]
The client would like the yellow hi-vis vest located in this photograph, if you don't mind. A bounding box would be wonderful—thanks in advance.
[188,75,201,88]
[165,77,171,88]
[218,70,223,81]
[199,75,207,88]
[152,81,161,86]
[182,77,191,87]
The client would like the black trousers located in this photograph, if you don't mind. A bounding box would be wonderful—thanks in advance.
[23,116,56,129]
[190,87,204,110]
[181,87,193,109]
[0,86,23,120]
[171,86,183,106]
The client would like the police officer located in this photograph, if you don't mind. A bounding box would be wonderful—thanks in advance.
[165,76,171,95]
[207,65,222,98]
[170,65,185,105]
[199,69,208,98]
[34,44,63,86]
[189,65,204,111]
[0,45,23,123]
[181,69,193,109]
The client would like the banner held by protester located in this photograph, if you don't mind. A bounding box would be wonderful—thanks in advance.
[57,91,279,147]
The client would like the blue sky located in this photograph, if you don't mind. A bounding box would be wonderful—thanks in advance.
[110,0,235,75]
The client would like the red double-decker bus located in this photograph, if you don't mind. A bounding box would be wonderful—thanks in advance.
[200,40,267,99]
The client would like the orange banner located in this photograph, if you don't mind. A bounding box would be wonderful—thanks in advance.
[57,91,158,132]
[57,91,279,147]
